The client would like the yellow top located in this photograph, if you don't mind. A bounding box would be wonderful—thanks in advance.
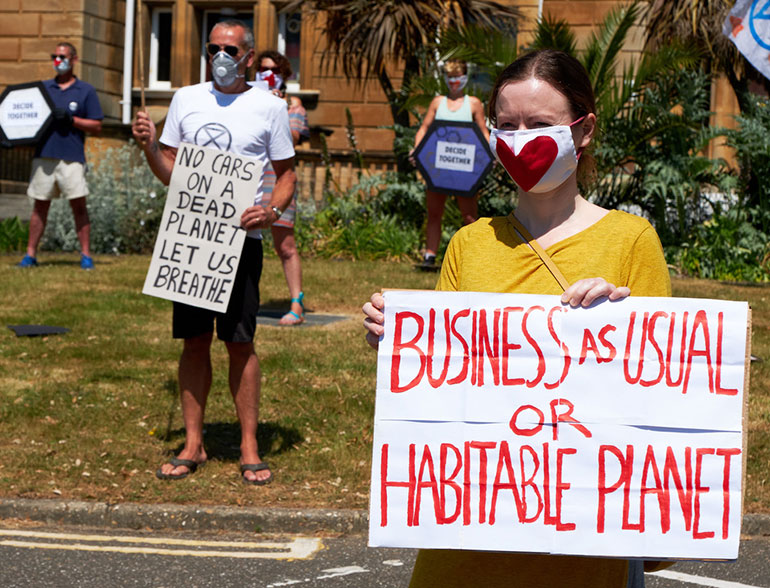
[410,209,671,588]
[437,210,671,297]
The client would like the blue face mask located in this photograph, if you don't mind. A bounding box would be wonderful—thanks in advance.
[211,51,247,88]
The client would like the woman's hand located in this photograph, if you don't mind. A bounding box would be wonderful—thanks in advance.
[561,278,630,308]
[362,292,385,350]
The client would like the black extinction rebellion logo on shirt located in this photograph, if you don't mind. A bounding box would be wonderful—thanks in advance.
[194,123,232,151]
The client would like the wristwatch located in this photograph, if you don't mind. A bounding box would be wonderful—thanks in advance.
[270,206,282,219]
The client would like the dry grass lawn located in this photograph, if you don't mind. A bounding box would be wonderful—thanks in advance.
[0,254,767,514]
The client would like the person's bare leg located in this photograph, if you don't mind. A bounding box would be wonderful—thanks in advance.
[225,341,270,483]
[158,332,212,477]
[272,225,303,324]
[69,196,91,257]
[425,190,448,257]
[26,199,51,258]
[456,193,479,226]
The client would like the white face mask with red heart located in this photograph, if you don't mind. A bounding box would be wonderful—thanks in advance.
[256,69,283,90]
[489,117,584,193]
[444,74,468,93]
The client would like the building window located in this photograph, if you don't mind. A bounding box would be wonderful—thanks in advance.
[149,8,172,89]
[277,12,301,89]
[200,10,254,83]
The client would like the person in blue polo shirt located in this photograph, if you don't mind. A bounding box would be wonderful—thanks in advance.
[18,41,103,270]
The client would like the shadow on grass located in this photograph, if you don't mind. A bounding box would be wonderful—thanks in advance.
[162,420,303,462]
[158,371,303,461]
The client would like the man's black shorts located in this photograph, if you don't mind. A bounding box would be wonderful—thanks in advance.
[172,238,263,342]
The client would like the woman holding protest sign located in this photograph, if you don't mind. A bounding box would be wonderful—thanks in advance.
[363,49,672,587]
[412,59,490,271]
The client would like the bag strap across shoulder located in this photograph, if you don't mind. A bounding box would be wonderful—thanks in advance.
[507,212,570,292]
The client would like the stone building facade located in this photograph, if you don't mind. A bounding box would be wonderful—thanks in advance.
[0,0,741,197]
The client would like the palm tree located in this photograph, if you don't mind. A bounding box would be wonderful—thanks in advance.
[529,3,698,125]
[398,22,519,114]
[285,1,521,132]
[526,2,718,245]
[643,0,770,112]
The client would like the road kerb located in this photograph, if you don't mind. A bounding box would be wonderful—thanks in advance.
[0,498,768,538]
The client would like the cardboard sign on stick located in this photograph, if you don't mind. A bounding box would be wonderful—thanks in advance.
[369,291,750,560]
[143,142,261,312]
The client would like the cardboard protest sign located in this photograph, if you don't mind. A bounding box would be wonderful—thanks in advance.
[0,82,54,146]
[370,291,750,560]
[723,0,770,81]
[413,121,494,197]
[143,142,261,312]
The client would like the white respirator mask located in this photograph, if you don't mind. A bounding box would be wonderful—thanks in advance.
[211,51,248,88]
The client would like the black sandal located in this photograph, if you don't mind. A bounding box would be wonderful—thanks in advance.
[155,457,204,480]
[240,462,273,485]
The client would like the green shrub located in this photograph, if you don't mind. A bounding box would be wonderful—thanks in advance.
[592,68,732,248]
[41,142,167,254]
[726,95,770,227]
[304,171,424,260]
[477,163,518,217]
[0,217,29,252]
[672,94,770,282]
[674,205,770,282]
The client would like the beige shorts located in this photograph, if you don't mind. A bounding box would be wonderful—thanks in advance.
[27,158,89,201]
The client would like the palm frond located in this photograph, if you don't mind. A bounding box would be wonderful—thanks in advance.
[286,0,520,82]
[529,13,577,56]
[600,42,701,121]
[439,24,517,79]
[582,1,643,106]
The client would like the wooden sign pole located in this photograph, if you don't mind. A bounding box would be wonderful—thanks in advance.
[136,0,146,111]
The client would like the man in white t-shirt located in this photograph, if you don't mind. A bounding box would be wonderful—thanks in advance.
[132,20,296,486]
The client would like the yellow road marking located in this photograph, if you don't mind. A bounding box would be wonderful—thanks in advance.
[0,529,322,560]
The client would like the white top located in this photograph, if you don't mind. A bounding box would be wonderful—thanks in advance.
[160,82,296,238]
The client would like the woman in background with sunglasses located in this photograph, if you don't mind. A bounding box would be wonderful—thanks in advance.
[254,51,310,326]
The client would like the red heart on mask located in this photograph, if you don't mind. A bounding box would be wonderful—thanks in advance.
[265,72,276,88]
[495,135,558,192]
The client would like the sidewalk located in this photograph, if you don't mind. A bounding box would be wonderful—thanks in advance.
[0,192,31,220]
[0,497,768,537]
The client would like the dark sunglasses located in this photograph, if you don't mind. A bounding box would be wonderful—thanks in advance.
[206,43,240,57]
[51,54,69,60]
[258,66,280,74]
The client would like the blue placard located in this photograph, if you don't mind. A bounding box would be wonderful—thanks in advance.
[413,120,494,198]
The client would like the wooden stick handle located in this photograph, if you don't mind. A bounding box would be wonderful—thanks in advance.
[136,0,146,111]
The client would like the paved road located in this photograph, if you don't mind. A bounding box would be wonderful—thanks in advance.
[1,523,768,588]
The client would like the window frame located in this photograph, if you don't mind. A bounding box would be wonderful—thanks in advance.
[148,7,173,90]
[277,11,302,90]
